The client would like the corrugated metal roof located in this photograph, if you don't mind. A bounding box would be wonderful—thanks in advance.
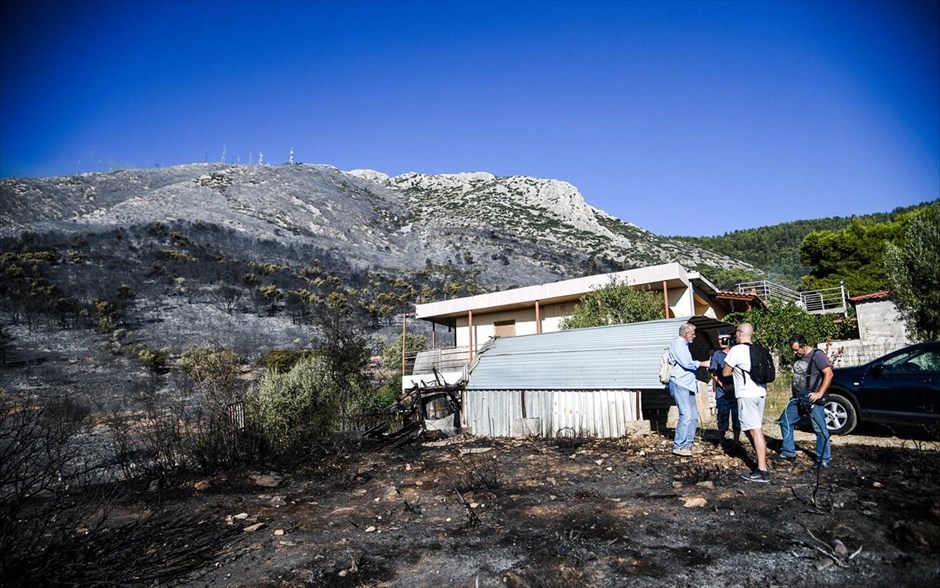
[466,316,733,391]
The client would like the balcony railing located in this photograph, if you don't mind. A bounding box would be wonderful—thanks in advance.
[407,345,472,375]
[734,280,849,314]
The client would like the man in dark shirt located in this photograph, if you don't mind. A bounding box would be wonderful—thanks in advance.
[775,334,833,467]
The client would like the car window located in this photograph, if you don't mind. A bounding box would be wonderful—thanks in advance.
[913,351,940,372]
[886,350,940,373]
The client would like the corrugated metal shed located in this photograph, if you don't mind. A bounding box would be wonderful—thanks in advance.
[464,388,642,438]
[463,316,733,438]
[467,316,731,391]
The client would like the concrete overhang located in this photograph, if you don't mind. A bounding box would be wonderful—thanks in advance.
[416,263,693,322]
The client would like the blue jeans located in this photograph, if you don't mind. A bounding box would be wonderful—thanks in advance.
[716,394,740,434]
[669,381,698,449]
[778,396,831,464]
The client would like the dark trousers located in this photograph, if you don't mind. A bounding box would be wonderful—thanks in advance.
[716,394,740,434]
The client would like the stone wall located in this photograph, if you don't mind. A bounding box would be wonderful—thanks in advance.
[814,300,910,368]
[823,300,911,367]
[856,300,909,344]
[824,339,905,368]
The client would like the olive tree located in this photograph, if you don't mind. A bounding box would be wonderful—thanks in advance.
[560,277,663,330]
[886,202,940,342]
[725,299,841,357]
[247,357,339,454]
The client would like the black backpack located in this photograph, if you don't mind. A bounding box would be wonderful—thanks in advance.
[746,342,776,385]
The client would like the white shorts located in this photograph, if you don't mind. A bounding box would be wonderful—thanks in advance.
[737,396,766,431]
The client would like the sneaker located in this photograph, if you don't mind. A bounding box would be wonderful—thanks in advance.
[740,469,771,483]
[771,452,797,461]
[672,447,692,457]
[690,446,705,455]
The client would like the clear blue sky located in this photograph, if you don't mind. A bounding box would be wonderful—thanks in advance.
[2,0,937,236]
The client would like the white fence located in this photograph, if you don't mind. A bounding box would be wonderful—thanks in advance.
[735,281,848,314]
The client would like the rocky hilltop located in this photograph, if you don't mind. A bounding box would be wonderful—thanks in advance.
[1,163,751,290]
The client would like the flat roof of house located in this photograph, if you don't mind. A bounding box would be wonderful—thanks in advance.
[416,263,719,321]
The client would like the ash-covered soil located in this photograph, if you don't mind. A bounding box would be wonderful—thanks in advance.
[53,432,940,588]
[3,324,939,587]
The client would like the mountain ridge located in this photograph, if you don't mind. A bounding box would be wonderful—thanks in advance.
[1,163,753,291]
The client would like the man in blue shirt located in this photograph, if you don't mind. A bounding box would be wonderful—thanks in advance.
[668,322,711,456]
[709,335,740,443]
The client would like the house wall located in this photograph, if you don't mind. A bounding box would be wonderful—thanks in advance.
[453,300,581,347]
[695,293,719,319]
[452,287,716,349]
[667,286,694,318]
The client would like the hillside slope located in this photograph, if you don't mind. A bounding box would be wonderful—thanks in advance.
[1,163,752,291]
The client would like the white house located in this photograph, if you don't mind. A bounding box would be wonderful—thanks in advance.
[403,263,761,390]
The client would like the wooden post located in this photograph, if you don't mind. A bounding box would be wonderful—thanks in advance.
[468,310,474,366]
[535,300,541,334]
[662,281,669,318]
[401,313,407,377]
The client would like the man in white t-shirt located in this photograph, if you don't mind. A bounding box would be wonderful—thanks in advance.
[723,323,770,483]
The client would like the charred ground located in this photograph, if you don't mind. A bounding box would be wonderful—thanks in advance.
[2,314,939,587]
[7,430,939,587]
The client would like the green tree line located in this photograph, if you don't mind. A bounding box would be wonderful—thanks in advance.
[677,201,932,288]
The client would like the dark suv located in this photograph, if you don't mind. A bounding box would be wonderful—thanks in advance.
[824,342,940,435]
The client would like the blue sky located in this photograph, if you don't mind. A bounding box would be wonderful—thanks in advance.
[2,1,937,236]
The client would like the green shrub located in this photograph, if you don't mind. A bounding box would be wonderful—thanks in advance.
[179,346,244,403]
[258,349,315,373]
[94,299,115,331]
[135,346,170,371]
[725,299,840,360]
[247,358,339,453]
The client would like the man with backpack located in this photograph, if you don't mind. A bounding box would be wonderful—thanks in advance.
[723,323,771,483]
[667,323,711,457]
[774,334,833,467]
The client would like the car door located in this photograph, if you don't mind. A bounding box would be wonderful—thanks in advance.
[862,347,940,425]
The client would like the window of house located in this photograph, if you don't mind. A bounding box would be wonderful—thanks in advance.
[494,319,516,337]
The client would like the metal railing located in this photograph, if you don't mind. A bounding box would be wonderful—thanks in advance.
[408,345,472,375]
[735,280,848,314]
[798,285,848,313]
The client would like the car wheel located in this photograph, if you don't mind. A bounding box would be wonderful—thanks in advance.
[823,394,857,435]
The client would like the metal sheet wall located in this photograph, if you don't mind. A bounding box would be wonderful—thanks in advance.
[464,389,639,438]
